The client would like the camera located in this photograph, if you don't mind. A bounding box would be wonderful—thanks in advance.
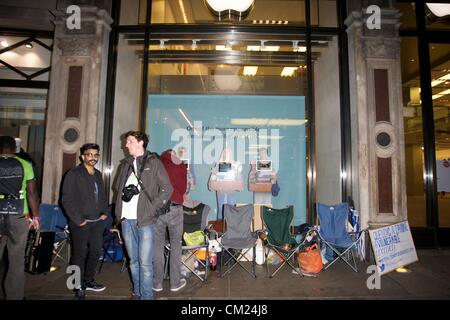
[122,184,140,202]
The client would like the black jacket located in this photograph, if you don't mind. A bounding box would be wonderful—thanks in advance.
[61,165,109,226]
[114,151,173,227]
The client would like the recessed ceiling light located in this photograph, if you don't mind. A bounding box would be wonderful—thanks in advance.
[25,42,33,49]
[1,40,8,47]
[410,58,415,62]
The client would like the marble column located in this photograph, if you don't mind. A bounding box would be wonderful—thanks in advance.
[42,1,112,203]
[345,1,407,230]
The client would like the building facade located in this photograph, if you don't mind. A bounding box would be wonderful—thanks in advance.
[0,0,449,248]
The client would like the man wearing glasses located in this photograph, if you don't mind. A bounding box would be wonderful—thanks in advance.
[62,143,109,299]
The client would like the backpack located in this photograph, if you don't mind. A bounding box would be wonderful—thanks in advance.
[0,156,25,215]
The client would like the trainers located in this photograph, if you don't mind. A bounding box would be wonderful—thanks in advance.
[152,285,163,292]
[84,280,106,292]
[170,278,187,292]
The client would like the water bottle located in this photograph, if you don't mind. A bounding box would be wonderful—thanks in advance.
[209,250,217,271]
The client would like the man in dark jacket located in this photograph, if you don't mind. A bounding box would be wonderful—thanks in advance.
[61,143,109,299]
[114,131,172,300]
[153,149,187,293]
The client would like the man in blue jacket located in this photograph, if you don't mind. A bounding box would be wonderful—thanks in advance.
[61,143,109,300]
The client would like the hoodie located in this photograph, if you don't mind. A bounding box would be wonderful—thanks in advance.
[160,150,187,204]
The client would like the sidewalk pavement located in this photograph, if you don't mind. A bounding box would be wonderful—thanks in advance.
[13,248,450,300]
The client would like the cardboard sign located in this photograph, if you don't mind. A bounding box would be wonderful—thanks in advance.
[369,221,418,276]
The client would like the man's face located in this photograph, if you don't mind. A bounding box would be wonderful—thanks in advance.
[126,136,144,157]
[81,148,100,167]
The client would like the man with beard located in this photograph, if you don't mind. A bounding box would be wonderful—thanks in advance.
[62,143,109,299]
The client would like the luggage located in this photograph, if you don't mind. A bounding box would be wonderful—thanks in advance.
[25,230,55,274]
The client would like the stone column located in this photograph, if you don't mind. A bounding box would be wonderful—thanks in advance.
[42,1,112,203]
[345,1,407,230]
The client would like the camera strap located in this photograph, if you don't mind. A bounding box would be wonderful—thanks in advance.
[130,154,154,205]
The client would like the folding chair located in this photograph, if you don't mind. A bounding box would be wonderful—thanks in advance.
[164,203,211,282]
[316,202,365,272]
[98,208,127,273]
[219,204,257,279]
[39,203,71,266]
[261,205,304,278]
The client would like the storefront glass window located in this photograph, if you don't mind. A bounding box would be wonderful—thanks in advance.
[146,35,309,223]
[150,0,306,26]
[401,37,426,227]
[430,43,450,227]
[120,0,147,25]
[310,0,338,27]
[396,1,416,29]
[425,3,450,30]
[0,36,52,81]
[0,87,47,192]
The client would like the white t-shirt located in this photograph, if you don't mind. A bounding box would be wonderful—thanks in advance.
[121,159,141,220]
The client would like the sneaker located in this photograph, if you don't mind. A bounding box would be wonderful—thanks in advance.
[170,278,187,292]
[84,280,106,292]
[152,285,163,292]
[74,288,86,300]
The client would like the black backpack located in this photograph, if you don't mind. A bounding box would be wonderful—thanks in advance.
[0,156,25,215]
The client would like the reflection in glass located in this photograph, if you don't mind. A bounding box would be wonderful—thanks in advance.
[401,37,426,227]
[151,0,306,25]
[430,43,450,227]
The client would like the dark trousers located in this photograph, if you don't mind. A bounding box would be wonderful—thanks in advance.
[0,215,29,300]
[69,220,104,287]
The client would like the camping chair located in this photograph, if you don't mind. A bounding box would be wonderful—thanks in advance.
[219,204,257,279]
[164,203,211,282]
[316,202,365,272]
[39,203,70,265]
[261,205,305,278]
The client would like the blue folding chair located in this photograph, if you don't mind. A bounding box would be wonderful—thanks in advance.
[316,202,364,272]
[39,203,70,265]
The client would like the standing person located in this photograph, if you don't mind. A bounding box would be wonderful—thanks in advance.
[153,149,187,293]
[0,136,40,300]
[61,143,109,300]
[115,131,173,300]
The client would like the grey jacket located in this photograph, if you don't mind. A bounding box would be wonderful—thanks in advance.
[114,151,173,226]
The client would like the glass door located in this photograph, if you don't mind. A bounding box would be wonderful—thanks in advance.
[430,43,450,229]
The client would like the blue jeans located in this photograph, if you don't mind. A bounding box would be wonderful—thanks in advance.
[122,219,155,300]
[216,191,236,220]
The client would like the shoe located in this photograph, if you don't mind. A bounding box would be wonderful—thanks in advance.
[75,288,85,300]
[84,280,106,292]
[170,278,187,292]
[152,285,163,292]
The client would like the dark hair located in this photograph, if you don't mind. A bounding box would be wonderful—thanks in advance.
[80,143,100,155]
[0,136,17,153]
[125,131,149,149]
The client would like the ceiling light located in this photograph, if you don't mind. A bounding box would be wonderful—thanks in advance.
[431,73,450,87]
[281,67,298,77]
[216,45,232,51]
[247,45,279,52]
[426,4,450,17]
[243,66,258,76]
[1,41,8,47]
[178,0,188,23]
[206,0,254,13]
[25,42,33,49]
[159,39,166,49]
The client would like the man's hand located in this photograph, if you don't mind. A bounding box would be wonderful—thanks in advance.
[29,217,40,230]
[79,220,87,227]
[99,214,108,221]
